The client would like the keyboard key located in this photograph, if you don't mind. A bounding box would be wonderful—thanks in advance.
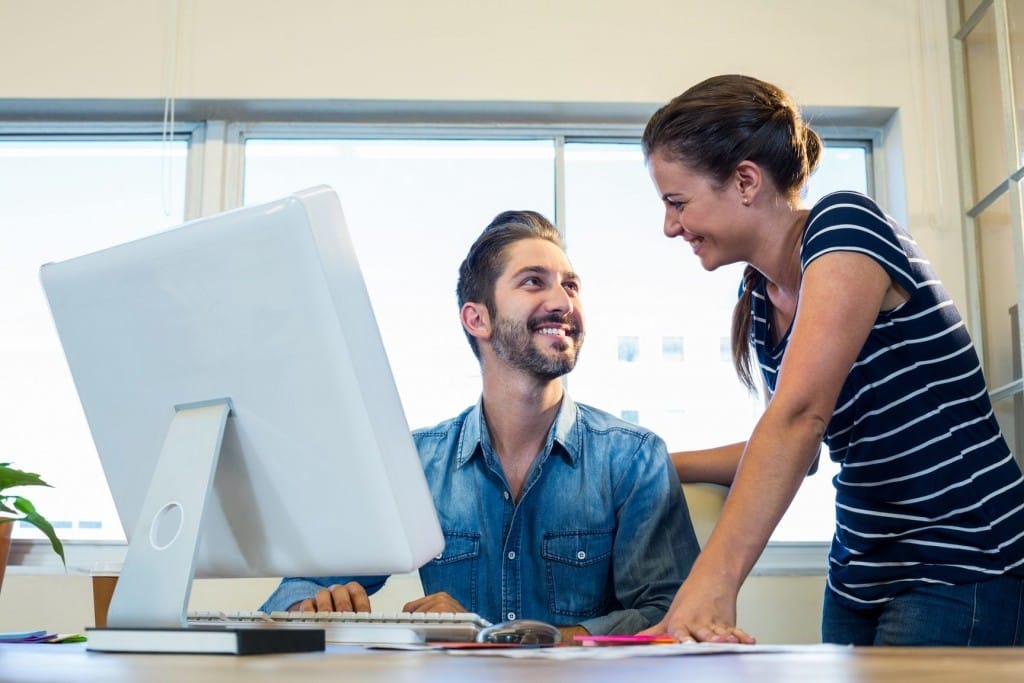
[186,610,491,645]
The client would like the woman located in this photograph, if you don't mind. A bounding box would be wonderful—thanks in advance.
[640,74,1024,646]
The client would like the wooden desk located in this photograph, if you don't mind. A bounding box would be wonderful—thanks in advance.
[2,643,1023,682]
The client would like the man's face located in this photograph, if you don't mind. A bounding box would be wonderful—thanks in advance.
[488,238,584,380]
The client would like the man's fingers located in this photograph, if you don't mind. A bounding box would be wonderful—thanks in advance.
[326,584,360,612]
[403,592,465,614]
[311,588,331,612]
[344,581,372,612]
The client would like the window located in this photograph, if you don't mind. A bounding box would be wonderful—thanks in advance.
[243,138,555,427]
[951,0,1024,470]
[1,136,189,542]
[566,140,867,542]
[241,132,869,543]
[3,116,874,559]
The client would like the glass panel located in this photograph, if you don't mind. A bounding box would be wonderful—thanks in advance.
[243,139,555,429]
[965,6,1010,199]
[1008,0,1024,168]
[564,142,761,452]
[245,135,868,544]
[806,144,869,203]
[0,139,188,541]
[563,141,866,542]
[977,191,1018,390]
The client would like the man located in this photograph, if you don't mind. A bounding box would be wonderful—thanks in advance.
[261,210,699,639]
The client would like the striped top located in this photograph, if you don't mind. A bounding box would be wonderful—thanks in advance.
[751,190,1024,606]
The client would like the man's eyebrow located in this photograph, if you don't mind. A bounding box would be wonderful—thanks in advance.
[510,265,548,278]
[509,265,580,283]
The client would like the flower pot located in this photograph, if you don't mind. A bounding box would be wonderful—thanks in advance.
[0,521,12,593]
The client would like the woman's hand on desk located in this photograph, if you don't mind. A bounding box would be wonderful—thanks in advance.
[638,572,755,645]
[403,591,467,614]
[290,581,372,612]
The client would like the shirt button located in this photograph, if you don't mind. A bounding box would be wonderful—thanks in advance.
[507,612,516,621]
[503,491,510,500]
[576,550,586,560]
[435,552,443,560]
[507,551,516,560]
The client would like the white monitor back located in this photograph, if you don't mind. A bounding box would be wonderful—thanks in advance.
[41,186,443,580]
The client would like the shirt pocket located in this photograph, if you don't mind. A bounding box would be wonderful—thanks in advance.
[542,529,614,618]
[419,530,480,613]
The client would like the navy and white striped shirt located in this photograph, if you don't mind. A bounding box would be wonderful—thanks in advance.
[751,190,1024,606]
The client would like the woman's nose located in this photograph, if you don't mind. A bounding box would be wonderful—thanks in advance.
[664,209,683,238]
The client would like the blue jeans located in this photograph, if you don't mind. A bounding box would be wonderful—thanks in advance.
[822,575,1024,646]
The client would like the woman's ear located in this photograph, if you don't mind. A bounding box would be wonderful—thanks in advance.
[461,302,491,342]
[734,160,763,203]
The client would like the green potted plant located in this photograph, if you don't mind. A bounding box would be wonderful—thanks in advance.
[0,462,66,589]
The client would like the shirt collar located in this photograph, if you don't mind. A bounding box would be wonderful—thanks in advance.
[456,393,582,468]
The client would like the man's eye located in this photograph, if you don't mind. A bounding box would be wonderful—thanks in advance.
[666,199,684,210]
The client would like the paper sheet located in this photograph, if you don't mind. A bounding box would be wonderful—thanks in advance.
[443,642,851,660]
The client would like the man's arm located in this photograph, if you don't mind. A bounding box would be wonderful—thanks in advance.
[259,575,388,613]
[577,434,699,635]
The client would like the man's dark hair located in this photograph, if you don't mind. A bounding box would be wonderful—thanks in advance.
[456,210,563,359]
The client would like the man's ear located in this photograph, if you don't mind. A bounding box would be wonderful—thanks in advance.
[461,302,491,342]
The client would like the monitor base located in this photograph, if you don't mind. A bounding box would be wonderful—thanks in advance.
[84,626,325,655]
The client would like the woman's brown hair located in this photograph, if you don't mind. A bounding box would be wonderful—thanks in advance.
[641,74,822,391]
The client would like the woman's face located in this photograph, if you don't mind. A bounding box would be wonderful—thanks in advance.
[647,151,746,271]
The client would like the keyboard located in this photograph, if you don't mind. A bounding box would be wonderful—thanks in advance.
[187,610,492,645]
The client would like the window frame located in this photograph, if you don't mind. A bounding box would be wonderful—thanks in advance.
[948,0,1024,467]
[1,103,884,578]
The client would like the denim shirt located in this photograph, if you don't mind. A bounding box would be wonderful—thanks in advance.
[261,394,699,635]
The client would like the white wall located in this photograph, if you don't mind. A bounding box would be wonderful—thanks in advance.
[0,0,962,644]
[0,0,967,305]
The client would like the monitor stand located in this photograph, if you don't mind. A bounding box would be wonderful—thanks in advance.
[85,399,323,654]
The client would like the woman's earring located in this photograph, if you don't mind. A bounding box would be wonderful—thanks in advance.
[742,197,750,206]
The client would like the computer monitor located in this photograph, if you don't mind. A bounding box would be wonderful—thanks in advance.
[40,186,444,653]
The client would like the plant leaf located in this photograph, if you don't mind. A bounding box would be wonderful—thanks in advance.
[0,465,52,491]
[11,496,65,567]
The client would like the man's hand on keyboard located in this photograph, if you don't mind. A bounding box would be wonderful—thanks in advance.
[403,592,467,615]
[290,581,372,613]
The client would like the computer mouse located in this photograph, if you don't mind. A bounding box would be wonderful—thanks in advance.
[476,618,562,646]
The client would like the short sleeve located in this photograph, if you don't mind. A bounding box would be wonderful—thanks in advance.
[801,191,916,295]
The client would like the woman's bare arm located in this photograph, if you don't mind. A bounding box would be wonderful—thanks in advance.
[671,442,745,485]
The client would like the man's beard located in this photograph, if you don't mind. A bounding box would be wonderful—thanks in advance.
[490,313,583,381]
